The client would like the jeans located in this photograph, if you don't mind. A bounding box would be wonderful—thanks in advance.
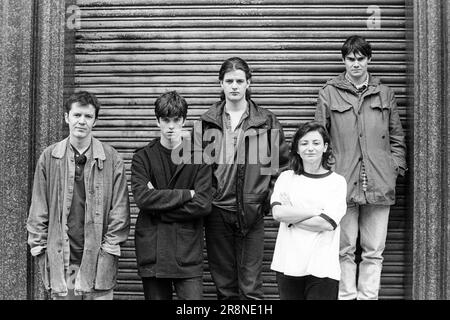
[276,272,338,300]
[205,206,264,300]
[52,264,114,300]
[142,277,203,300]
[339,204,390,300]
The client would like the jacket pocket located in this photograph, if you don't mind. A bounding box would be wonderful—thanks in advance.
[330,104,352,113]
[369,99,391,117]
[369,97,391,111]
[242,193,266,228]
[37,252,50,291]
[135,227,157,267]
[175,227,203,267]
[94,249,118,290]
[389,154,400,178]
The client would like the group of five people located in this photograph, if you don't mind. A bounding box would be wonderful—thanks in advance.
[26,35,407,300]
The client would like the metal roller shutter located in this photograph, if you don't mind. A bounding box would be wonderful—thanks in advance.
[72,0,409,299]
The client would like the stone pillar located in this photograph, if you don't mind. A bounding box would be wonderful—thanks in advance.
[0,0,66,299]
[0,0,34,300]
[411,0,450,300]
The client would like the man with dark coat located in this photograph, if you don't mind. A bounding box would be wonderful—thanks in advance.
[198,57,289,300]
[131,91,212,300]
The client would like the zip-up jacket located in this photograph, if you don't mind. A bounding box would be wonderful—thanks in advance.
[199,99,290,235]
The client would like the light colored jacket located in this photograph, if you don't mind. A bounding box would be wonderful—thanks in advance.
[315,73,407,205]
[27,137,130,295]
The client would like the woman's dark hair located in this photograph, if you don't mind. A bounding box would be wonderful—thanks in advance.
[65,91,101,119]
[218,57,252,101]
[341,35,372,60]
[289,121,334,175]
[154,90,188,121]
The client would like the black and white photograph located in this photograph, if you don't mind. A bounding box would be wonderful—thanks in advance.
[0,0,449,312]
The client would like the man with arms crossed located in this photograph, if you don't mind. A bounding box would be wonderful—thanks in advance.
[131,91,212,300]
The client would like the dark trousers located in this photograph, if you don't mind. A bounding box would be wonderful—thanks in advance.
[276,272,339,300]
[205,206,264,300]
[141,277,203,300]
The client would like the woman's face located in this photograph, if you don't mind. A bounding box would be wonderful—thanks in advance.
[297,130,328,166]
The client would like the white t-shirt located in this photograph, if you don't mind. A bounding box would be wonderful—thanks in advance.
[270,170,347,280]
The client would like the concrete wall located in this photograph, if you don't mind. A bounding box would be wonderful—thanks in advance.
[410,0,450,300]
[0,0,34,300]
[0,0,66,299]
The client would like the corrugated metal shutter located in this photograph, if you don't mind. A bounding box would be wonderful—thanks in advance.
[72,0,409,299]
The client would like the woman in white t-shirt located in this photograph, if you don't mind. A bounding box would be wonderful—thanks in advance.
[270,121,347,300]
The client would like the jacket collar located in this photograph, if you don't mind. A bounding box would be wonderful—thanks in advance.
[146,138,160,148]
[51,137,106,165]
[201,99,267,130]
[145,137,187,187]
[327,72,381,95]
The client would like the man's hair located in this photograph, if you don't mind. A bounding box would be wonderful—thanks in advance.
[289,121,334,175]
[218,57,252,101]
[341,35,372,60]
[154,90,188,120]
[65,91,101,119]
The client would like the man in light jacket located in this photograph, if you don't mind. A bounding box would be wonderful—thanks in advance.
[315,36,407,300]
[27,91,130,300]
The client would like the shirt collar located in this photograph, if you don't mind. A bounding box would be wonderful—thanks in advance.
[52,137,106,162]
[223,106,249,131]
[345,72,369,91]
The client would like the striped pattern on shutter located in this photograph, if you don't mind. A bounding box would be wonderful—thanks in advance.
[72,0,409,299]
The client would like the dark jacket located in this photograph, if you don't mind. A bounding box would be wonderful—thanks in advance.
[27,137,130,295]
[199,99,290,235]
[315,72,407,205]
[131,138,212,278]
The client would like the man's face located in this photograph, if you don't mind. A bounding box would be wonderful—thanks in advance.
[220,69,250,102]
[157,116,185,144]
[343,51,371,81]
[65,102,97,141]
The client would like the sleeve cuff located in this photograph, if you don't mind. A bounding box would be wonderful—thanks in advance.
[30,245,46,257]
[101,243,121,256]
[183,190,192,202]
[319,213,338,230]
[271,202,282,209]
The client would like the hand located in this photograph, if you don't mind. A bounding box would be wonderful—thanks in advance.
[190,190,195,198]
[280,192,292,206]
[147,181,154,190]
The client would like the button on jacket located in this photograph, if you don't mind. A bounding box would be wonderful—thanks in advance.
[315,73,407,205]
[27,137,131,296]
